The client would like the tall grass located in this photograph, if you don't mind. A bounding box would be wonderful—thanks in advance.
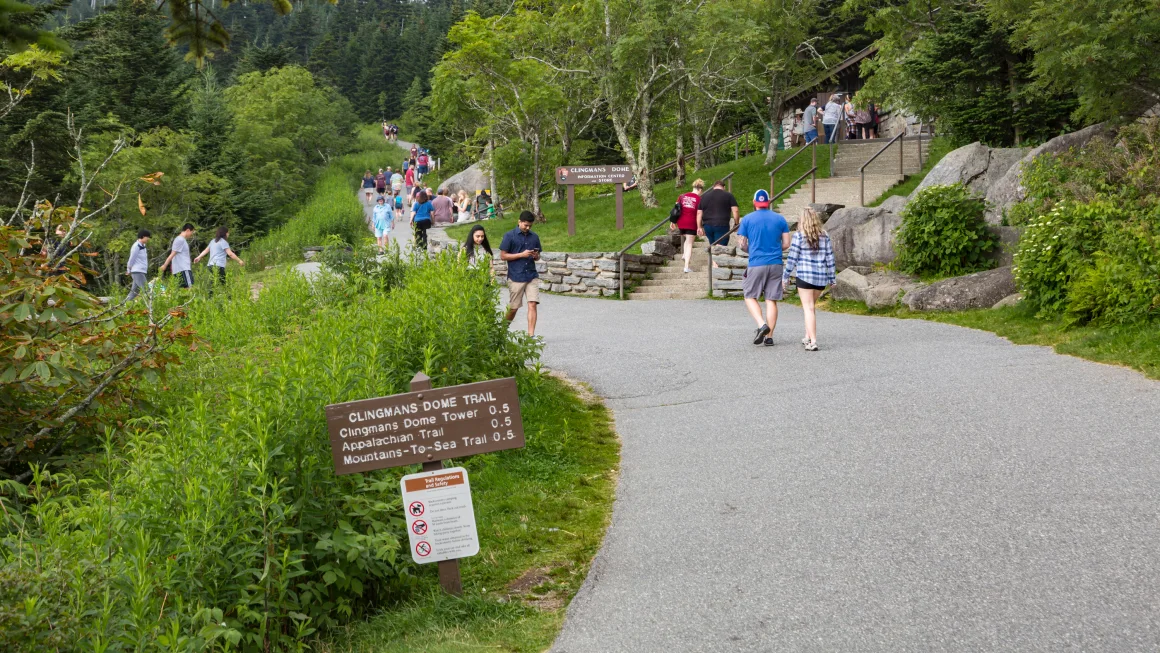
[248,127,405,268]
[0,253,540,651]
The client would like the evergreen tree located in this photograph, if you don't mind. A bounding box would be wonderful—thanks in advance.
[187,65,231,173]
[62,0,191,133]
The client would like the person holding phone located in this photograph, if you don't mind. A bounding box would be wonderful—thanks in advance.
[499,211,543,337]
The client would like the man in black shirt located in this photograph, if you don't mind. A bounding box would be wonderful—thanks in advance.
[697,180,740,254]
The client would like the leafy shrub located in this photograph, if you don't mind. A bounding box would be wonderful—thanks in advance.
[1013,200,1118,315]
[895,183,997,278]
[1,253,539,650]
[1011,119,1160,323]
[1063,213,1160,325]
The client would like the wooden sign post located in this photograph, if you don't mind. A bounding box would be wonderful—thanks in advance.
[324,372,526,595]
[556,165,634,236]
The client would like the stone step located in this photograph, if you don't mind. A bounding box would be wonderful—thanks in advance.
[638,278,706,288]
[651,271,711,280]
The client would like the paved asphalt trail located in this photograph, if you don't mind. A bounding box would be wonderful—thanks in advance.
[535,294,1160,652]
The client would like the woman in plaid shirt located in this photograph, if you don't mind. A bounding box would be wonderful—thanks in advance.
[782,207,836,351]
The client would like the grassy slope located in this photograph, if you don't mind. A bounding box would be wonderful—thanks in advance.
[818,298,1160,381]
[248,126,407,267]
[330,374,620,652]
[447,147,834,253]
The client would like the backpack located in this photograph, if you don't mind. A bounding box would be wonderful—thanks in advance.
[668,202,682,223]
[418,154,428,166]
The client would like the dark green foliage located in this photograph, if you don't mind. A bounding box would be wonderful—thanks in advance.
[894,9,1075,147]
[61,0,191,133]
[1,252,540,649]
[895,183,998,278]
[1013,119,1160,323]
[187,66,231,173]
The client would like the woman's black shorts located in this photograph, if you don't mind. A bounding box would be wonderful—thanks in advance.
[678,228,697,236]
[795,278,826,291]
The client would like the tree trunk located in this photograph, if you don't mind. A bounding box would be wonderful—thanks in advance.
[1006,57,1023,145]
[764,92,784,165]
[611,111,657,209]
[531,136,542,216]
[552,131,570,203]
[692,131,704,171]
[487,137,498,208]
[636,102,657,208]
[675,97,686,188]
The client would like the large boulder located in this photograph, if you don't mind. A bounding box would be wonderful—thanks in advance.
[439,161,490,196]
[987,225,1022,267]
[826,206,901,270]
[878,194,909,215]
[830,268,923,308]
[901,266,1017,311]
[984,123,1107,223]
[914,142,1028,199]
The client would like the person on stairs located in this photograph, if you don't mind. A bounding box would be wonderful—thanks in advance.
[782,207,835,351]
[697,179,739,264]
[822,94,843,143]
[671,178,704,273]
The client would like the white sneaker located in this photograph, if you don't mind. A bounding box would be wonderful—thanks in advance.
[801,336,811,345]
[683,267,692,274]
[804,340,818,351]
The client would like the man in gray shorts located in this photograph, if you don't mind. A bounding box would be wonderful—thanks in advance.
[737,189,791,346]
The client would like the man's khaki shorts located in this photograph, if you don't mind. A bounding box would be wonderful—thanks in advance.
[508,278,540,309]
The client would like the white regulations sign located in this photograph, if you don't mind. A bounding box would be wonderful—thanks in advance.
[401,467,480,564]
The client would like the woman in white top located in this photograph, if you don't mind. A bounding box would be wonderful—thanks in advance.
[456,190,473,222]
[463,224,493,269]
[193,226,244,290]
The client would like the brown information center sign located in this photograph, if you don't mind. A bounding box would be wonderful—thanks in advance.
[556,165,634,185]
[324,377,524,475]
[556,165,634,235]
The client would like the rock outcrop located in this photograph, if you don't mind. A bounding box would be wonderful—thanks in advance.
[826,206,902,270]
[984,123,1107,223]
[913,142,1028,199]
[439,161,490,195]
[901,266,1017,311]
[831,268,924,309]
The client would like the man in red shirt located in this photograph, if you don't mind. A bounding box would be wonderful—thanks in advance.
[670,178,704,273]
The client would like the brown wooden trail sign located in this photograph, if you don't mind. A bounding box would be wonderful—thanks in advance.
[324,372,526,595]
[556,165,635,236]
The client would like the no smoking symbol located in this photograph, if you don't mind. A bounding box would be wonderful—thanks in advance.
[408,501,424,517]
[415,541,432,557]
[411,520,428,535]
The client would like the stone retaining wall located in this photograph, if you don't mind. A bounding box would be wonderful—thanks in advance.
[492,252,670,297]
[428,225,674,297]
[710,245,750,297]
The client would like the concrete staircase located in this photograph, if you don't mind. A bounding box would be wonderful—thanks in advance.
[775,136,932,218]
[629,241,710,300]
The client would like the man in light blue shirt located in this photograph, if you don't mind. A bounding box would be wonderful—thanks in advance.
[737,189,791,346]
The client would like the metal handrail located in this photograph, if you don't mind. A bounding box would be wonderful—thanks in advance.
[720,170,736,193]
[706,167,816,296]
[618,216,674,299]
[769,138,817,198]
[858,132,904,207]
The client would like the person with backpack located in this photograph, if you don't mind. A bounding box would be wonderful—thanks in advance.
[125,229,151,301]
[411,190,434,251]
[375,169,388,198]
[782,207,836,351]
[393,191,405,221]
[193,226,245,291]
[669,178,704,273]
[390,168,404,196]
[417,151,430,182]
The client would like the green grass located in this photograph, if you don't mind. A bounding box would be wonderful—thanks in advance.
[327,373,620,652]
[817,297,1160,380]
[867,136,954,207]
[447,147,834,253]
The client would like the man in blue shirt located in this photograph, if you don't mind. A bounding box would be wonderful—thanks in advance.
[737,189,791,346]
[499,211,543,336]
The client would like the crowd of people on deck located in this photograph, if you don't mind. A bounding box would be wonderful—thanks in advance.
[787,93,880,147]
